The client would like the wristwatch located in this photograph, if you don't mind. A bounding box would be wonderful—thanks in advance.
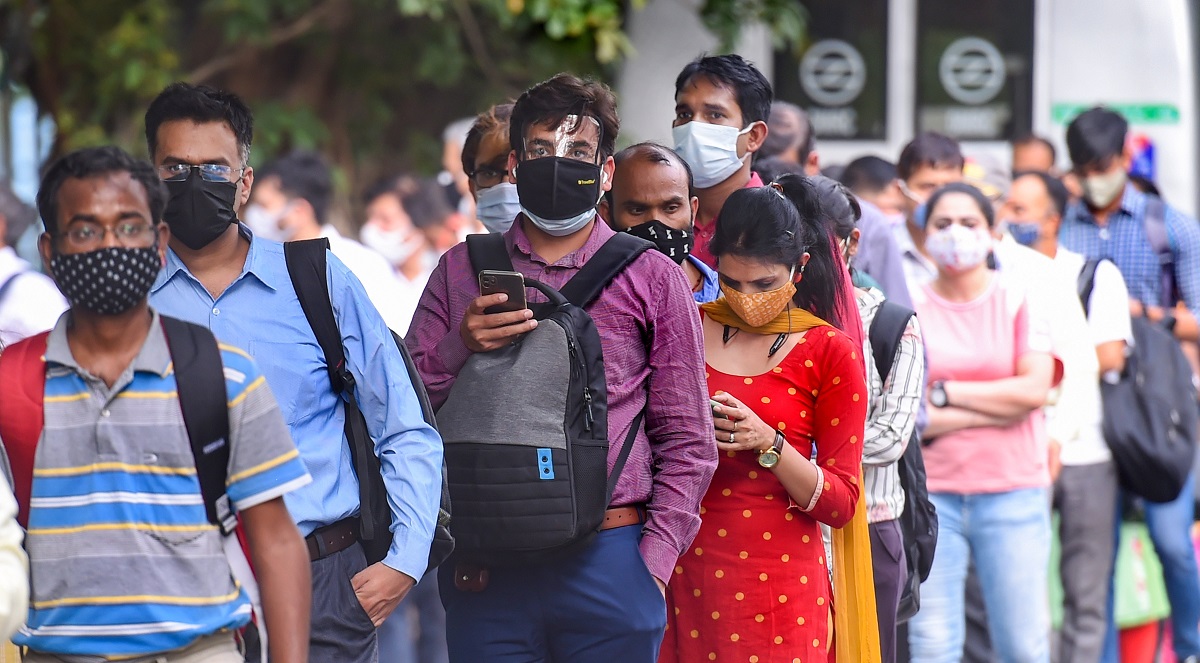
[929,380,950,408]
[758,430,786,469]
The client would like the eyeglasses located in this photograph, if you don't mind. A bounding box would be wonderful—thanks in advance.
[59,221,158,251]
[157,163,245,183]
[469,166,509,189]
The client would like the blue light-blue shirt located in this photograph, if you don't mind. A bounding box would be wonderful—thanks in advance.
[150,228,443,579]
[688,254,721,304]
[1060,184,1200,320]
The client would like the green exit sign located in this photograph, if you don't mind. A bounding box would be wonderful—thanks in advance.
[1052,103,1181,125]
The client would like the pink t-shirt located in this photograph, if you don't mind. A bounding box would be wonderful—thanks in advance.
[913,274,1052,494]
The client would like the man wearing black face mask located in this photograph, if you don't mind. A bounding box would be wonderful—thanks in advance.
[0,146,311,662]
[599,142,718,303]
[143,83,444,663]
[407,73,715,663]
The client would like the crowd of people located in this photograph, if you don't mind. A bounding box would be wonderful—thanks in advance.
[0,51,1197,663]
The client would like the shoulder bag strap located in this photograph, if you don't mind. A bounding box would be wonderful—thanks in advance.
[1077,258,1103,317]
[868,300,915,385]
[559,233,653,309]
[466,233,516,277]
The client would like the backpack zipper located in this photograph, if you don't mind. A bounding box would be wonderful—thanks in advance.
[567,328,594,431]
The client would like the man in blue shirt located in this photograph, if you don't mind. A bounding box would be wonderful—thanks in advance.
[601,142,719,303]
[1060,106,1200,663]
[143,83,443,663]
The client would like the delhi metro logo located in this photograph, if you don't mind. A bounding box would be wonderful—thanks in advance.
[799,39,867,107]
[939,37,1007,105]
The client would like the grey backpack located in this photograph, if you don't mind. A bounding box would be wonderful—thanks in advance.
[437,232,650,566]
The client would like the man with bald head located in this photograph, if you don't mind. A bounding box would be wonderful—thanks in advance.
[601,142,718,303]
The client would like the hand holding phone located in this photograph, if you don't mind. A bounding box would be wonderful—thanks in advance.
[710,398,730,420]
[479,270,527,314]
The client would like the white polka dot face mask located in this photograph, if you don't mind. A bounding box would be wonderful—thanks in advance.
[49,245,162,315]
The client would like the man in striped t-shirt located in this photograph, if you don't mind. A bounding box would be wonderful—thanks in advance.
[1,146,312,662]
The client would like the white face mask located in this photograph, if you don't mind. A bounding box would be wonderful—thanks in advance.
[475,182,521,234]
[1082,168,1128,209]
[925,224,992,273]
[242,202,295,242]
[672,122,753,189]
[360,223,425,266]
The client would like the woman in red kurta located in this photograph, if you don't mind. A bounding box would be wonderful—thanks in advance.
[661,177,870,663]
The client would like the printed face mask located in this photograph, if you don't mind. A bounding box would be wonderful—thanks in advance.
[624,219,694,264]
[50,245,162,315]
[360,223,425,266]
[925,224,992,272]
[163,174,239,250]
[475,182,522,234]
[720,268,797,327]
[1082,168,1127,208]
[672,122,753,189]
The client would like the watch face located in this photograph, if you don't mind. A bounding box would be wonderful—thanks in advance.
[931,385,947,407]
[757,450,780,469]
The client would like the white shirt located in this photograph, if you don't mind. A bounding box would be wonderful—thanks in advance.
[994,237,1110,466]
[320,226,414,336]
[0,247,68,348]
[0,472,28,641]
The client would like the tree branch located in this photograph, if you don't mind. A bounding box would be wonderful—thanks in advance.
[186,0,347,84]
[449,0,505,90]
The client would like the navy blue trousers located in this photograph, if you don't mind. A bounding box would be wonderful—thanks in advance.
[438,526,667,663]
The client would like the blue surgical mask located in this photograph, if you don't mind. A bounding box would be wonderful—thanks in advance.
[521,206,597,237]
[1006,220,1041,247]
[672,122,754,189]
[475,182,521,233]
[912,203,928,230]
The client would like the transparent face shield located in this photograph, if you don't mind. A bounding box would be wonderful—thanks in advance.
[520,114,603,165]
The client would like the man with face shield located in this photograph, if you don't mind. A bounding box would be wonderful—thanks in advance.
[406,73,715,663]
[1060,106,1200,663]
[671,54,771,269]
[142,83,444,663]
[599,142,719,303]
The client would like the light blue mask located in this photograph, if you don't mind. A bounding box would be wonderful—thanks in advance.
[476,182,521,233]
[1006,220,1041,246]
[520,206,597,237]
[672,122,753,189]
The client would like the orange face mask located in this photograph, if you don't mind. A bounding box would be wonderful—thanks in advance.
[720,268,797,328]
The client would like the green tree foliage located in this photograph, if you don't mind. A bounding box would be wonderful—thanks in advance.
[0,0,803,198]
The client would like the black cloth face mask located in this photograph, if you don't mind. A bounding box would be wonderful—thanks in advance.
[516,157,603,223]
[50,245,162,315]
[163,174,238,250]
[624,219,694,264]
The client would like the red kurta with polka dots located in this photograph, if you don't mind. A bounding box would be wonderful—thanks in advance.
[660,326,867,663]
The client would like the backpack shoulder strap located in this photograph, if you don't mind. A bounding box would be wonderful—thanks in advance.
[160,316,234,534]
[868,300,915,385]
[0,331,49,528]
[284,238,350,393]
[466,233,516,277]
[1143,196,1176,306]
[1077,258,1102,317]
[559,233,654,308]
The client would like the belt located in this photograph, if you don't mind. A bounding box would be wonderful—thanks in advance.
[599,506,645,531]
[306,517,358,561]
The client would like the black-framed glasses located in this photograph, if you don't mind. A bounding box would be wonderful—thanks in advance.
[157,163,245,183]
[469,166,510,189]
[58,221,158,251]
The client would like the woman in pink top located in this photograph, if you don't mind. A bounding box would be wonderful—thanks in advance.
[905,183,1057,663]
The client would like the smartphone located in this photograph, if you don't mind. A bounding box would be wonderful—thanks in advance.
[479,270,527,314]
[710,398,730,420]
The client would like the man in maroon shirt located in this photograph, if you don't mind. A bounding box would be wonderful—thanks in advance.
[672,54,772,268]
[406,74,716,663]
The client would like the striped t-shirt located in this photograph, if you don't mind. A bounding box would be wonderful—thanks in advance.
[5,310,310,659]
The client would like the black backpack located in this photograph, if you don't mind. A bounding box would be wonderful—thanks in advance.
[1078,258,1197,502]
[868,299,938,623]
[284,238,454,570]
[434,232,651,566]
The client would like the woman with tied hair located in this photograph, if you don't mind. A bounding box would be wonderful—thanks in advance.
[906,182,1056,663]
[662,174,878,663]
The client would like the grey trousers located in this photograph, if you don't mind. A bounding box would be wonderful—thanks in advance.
[310,542,379,663]
[1053,461,1119,663]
